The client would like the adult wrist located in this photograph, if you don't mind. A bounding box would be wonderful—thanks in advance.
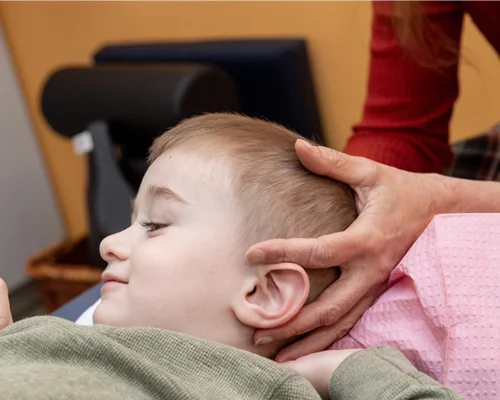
[427,173,462,215]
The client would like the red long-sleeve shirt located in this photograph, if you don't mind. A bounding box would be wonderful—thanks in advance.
[344,1,500,173]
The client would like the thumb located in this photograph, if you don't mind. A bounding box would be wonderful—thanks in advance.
[0,279,13,330]
[295,140,374,187]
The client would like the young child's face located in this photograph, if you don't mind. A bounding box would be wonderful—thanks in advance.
[93,150,248,343]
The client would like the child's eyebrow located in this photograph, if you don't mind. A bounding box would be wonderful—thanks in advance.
[131,186,187,220]
[147,184,187,204]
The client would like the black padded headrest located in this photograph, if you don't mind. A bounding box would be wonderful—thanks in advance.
[93,39,324,143]
[40,64,240,142]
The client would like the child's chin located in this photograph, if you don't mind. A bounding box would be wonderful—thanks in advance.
[92,302,123,326]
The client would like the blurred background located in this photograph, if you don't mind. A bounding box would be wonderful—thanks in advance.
[1,1,499,319]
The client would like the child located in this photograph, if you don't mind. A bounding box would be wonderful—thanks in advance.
[0,114,462,399]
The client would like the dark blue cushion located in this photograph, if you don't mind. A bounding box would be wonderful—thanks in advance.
[51,283,102,322]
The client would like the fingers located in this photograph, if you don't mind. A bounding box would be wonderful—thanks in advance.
[0,279,13,330]
[246,227,364,268]
[274,288,381,362]
[254,272,373,345]
[247,237,319,265]
[295,140,375,187]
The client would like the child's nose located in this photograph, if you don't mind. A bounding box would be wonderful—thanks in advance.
[99,231,130,263]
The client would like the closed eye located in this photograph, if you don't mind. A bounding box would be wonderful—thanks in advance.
[139,220,169,233]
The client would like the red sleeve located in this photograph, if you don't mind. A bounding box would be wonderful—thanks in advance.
[344,1,464,173]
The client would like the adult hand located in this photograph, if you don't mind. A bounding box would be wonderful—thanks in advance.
[247,140,453,362]
[0,278,13,330]
[283,349,361,400]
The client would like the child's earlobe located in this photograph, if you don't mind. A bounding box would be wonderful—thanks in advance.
[232,263,309,329]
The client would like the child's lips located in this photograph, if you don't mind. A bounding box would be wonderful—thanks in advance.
[101,271,128,293]
[102,271,128,284]
[101,279,128,294]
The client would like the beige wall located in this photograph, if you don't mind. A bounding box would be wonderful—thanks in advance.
[0,1,498,237]
[0,23,64,289]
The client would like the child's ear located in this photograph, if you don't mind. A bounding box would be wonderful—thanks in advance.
[232,263,309,329]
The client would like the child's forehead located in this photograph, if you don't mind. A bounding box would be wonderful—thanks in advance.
[152,148,233,178]
[144,149,237,202]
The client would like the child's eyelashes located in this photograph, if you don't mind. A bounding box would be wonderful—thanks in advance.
[139,220,170,233]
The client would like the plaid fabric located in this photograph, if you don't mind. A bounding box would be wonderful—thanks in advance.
[446,122,500,181]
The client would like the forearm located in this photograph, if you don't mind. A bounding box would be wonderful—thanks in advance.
[329,347,465,400]
[437,174,500,214]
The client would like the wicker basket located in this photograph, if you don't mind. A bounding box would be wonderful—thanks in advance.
[25,235,102,312]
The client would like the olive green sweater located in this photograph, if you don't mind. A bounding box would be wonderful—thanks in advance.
[0,317,464,399]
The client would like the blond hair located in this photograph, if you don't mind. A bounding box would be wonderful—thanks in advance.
[149,113,357,301]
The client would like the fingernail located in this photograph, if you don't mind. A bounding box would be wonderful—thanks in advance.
[247,249,265,263]
[298,139,315,151]
[255,336,274,346]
